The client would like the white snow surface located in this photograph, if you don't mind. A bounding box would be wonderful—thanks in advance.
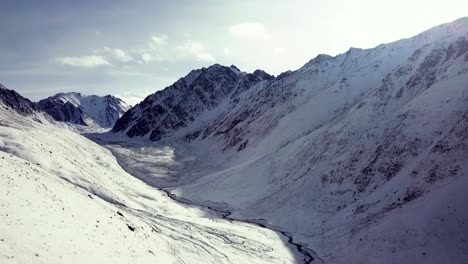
[0,107,299,264]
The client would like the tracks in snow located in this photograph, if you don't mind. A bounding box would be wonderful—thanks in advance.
[90,136,323,264]
[162,190,323,264]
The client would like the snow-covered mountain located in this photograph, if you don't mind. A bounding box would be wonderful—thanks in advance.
[109,17,468,263]
[2,17,468,264]
[112,65,273,140]
[37,92,130,127]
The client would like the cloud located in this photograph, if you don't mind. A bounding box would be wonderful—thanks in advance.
[137,34,169,63]
[56,55,112,68]
[230,22,270,39]
[101,47,133,63]
[141,53,154,63]
[140,52,165,63]
[151,34,168,46]
[176,41,215,62]
[56,34,215,68]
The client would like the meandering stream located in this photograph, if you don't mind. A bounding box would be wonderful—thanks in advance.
[87,134,322,264]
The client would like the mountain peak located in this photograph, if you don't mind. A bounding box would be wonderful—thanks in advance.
[303,53,335,68]
[253,69,274,80]
[37,92,130,127]
[203,63,239,73]
[345,47,363,54]
[112,63,262,139]
[55,91,83,98]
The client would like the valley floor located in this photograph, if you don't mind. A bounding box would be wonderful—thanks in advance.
[86,132,468,264]
[86,133,322,263]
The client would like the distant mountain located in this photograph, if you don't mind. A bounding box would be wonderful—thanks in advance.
[37,92,130,127]
[112,64,273,140]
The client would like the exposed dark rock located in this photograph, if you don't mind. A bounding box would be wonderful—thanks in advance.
[237,140,249,151]
[36,93,129,127]
[36,98,87,125]
[127,224,135,232]
[113,64,273,141]
[0,84,37,115]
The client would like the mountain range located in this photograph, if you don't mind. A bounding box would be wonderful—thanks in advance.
[1,17,468,264]
[108,17,468,263]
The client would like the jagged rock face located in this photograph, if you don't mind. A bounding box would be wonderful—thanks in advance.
[36,97,87,126]
[112,64,273,140]
[0,84,37,115]
[93,95,130,127]
[37,92,130,127]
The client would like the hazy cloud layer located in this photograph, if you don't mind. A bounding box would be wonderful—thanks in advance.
[56,55,112,68]
[56,35,216,67]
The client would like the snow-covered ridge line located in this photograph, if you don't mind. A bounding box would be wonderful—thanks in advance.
[111,17,468,148]
[37,92,130,128]
[111,63,274,140]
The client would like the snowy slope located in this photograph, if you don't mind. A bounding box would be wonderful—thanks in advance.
[37,92,130,127]
[0,91,300,264]
[107,17,468,263]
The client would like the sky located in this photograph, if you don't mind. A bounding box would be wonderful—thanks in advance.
[0,0,467,105]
